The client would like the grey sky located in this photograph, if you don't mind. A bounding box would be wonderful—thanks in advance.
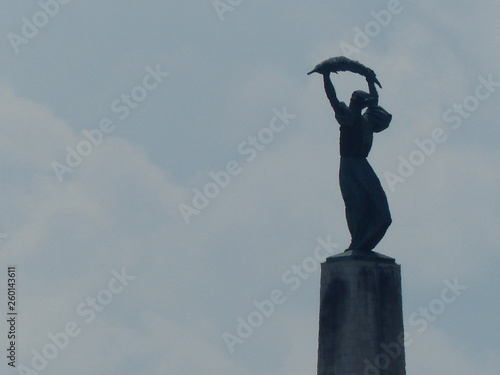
[0,1,499,374]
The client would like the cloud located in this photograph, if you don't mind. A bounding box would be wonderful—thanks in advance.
[408,326,498,375]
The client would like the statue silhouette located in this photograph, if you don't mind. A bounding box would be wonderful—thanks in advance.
[321,71,392,252]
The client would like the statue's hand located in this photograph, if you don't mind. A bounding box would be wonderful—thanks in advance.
[365,68,376,82]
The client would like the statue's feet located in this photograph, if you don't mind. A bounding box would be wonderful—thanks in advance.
[344,245,358,252]
[345,248,374,254]
[352,248,372,253]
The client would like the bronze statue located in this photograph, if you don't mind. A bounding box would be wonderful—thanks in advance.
[309,57,392,253]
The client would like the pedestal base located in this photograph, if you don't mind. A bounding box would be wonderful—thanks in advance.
[317,252,406,375]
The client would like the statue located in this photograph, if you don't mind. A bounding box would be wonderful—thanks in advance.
[309,57,392,253]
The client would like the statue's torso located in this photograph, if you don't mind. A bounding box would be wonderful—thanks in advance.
[336,104,373,157]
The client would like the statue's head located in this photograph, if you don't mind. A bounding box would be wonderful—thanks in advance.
[350,90,375,111]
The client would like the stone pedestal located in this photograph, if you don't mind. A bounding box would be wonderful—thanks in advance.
[317,251,406,375]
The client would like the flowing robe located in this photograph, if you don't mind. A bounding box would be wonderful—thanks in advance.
[334,103,392,252]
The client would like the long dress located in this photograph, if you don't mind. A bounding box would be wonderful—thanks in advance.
[334,102,392,252]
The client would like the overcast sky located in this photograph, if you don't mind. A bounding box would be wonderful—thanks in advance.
[0,1,499,374]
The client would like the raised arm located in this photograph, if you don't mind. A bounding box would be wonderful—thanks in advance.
[323,73,341,112]
[367,78,379,106]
